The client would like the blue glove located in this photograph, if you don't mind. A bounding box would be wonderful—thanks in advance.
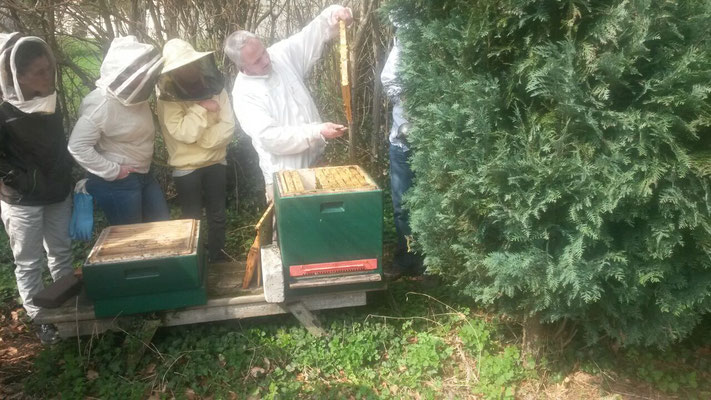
[69,192,94,241]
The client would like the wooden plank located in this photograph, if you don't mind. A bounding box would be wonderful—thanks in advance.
[161,292,366,328]
[209,261,261,297]
[287,301,325,337]
[125,318,161,370]
[289,274,382,289]
[46,291,367,338]
[55,319,115,338]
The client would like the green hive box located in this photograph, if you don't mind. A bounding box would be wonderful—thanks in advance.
[274,166,384,296]
[83,219,207,318]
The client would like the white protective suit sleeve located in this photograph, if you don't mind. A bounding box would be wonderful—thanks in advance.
[68,103,121,181]
[274,4,347,80]
[380,38,402,101]
[237,95,324,156]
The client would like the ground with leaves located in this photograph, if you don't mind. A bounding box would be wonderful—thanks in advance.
[1,275,710,399]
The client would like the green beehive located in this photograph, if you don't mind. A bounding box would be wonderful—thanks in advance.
[274,166,384,296]
[83,219,207,318]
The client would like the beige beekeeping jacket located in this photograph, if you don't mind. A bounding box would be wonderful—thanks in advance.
[157,89,235,170]
[69,36,163,181]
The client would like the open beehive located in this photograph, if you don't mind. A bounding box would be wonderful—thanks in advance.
[276,165,378,197]
[274,165,383,296]
[83,219,207,318]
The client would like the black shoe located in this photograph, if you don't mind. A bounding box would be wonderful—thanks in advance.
[36,324,61,345]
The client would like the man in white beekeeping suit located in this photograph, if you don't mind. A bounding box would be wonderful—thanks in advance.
[224,5,352,202]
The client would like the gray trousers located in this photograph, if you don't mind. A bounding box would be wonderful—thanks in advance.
[1,195,73,319]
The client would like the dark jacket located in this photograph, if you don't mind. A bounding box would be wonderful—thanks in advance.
[0,102,72,206]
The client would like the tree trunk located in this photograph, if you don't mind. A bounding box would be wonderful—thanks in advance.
[522,313,544,359]
[370,1,383,164]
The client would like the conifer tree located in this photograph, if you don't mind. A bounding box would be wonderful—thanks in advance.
[384,0,711,347]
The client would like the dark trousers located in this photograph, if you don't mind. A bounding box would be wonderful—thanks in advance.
[173,164,227,262]
[389,144,424,274]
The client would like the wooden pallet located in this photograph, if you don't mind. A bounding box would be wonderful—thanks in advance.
[34,261,369,338]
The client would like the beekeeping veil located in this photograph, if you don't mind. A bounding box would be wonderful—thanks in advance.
[96,36,164,106]
[0,33,58,114]
[156,38,223,102]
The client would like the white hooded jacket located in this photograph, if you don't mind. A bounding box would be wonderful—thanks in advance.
[0,34,58,114]
[232,5,346,185]
[68,36,163,181]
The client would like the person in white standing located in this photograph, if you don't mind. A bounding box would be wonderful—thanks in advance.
[0,33,73,344]
[224,5,352,201]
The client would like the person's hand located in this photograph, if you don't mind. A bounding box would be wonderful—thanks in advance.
[117,165,137,180]
[319,122,347,139]
[198,99,220,113]
[333,7,353,26]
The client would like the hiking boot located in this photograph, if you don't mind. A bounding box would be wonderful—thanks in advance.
[36,324,61,345]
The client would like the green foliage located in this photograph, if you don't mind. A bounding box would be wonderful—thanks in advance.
[14,280,711,398]
[18,283,523,399]
[57,37,101,124]
[460,320,532,399]
[384,0,711,346]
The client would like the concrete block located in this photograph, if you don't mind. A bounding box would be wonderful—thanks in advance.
[261,244,285,303]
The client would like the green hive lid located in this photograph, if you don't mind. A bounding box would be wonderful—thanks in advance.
[86,219,199,265]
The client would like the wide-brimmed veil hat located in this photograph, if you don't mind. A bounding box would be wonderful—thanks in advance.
[161,39,213,74]
[157,38,223,102]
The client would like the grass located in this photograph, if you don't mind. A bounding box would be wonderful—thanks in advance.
[10,277,710,399]
[19,282,530,399]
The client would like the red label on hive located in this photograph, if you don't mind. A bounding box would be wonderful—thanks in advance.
[289,259,378,277]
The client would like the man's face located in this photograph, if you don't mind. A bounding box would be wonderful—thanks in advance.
[240,38,271,76]
[17,55,54,99]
